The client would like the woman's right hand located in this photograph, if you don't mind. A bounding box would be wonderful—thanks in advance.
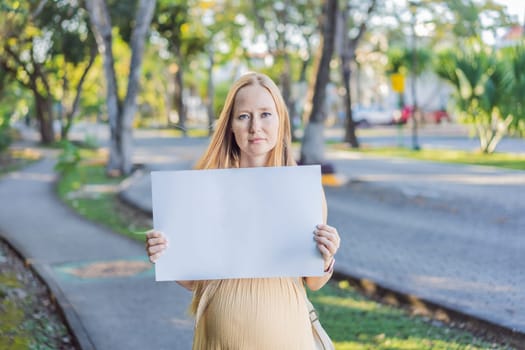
[145,230,168,263]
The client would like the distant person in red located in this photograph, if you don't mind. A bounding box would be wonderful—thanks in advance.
[400,106,450,124]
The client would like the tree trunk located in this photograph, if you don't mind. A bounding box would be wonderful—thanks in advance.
[86,0,122,175]
[119,0,156,174]
[86,0,156,175]
[339,5,358,148]
[342,62,359,147]
[30,59,55,144]
[300,0,338,165]
[60,74,69,140]
[299,58,309,83]
[32,52,56,144]
[340,0,376,148]
[34,92,55,144]
[481,114,512,154]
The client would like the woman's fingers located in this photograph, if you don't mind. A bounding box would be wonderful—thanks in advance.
[146,230,163,239]
[146,243,167,263]
[316,243,334,272]
[314,235,337,254]
[314,224,340,256]
[316,225,340,245]
[147,243,166,255]
[147,236,167,246]
[314,224,341,271]
[145,230,168,263]
[149,252,162,263]
[146,230,167,246]
[317,242,331,259]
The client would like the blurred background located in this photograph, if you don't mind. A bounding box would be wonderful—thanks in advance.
[1,0,524,174]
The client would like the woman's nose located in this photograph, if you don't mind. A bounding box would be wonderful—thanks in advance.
[249,116,260,132]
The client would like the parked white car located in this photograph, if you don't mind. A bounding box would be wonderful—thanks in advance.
[352,106,395,126]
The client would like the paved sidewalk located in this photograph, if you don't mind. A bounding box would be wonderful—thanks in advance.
[0,152,194,349]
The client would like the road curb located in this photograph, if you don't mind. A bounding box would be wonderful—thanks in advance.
[321,173,348,187]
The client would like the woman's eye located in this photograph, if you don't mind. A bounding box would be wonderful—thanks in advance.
[261,112,272,118]
[238,114,250,120]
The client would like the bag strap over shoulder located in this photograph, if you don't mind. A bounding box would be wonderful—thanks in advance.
[294,278,335,350]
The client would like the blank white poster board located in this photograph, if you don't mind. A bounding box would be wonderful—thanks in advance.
[151,165,324,281]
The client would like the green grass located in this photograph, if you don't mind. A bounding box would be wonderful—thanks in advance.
[56,153,150,241]
[333,145,525,171]
[55,157,515,349]
[310,281,511,349]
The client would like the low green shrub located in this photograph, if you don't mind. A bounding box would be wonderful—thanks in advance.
[54,140,81,174]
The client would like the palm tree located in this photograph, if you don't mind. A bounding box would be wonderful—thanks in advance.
[435,44,514,153]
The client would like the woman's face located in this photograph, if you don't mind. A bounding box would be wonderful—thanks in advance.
[231,84,279,167]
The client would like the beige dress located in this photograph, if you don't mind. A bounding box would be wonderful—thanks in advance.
[192,278,315,350]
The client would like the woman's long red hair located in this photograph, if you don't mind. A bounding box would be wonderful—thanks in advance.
[194,72,296,169]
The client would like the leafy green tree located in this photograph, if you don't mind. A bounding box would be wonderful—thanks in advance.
[385,0,513,47]
[0,76,33,153]
[502,44,525,137]
[386,47,432,76]
[434,0,512,41]
[197,2,246,135]
[0,1,55,143]
[137,43,170,127]
[152,0,207,135]
[251,0,321,139]
[436,43,518,153]
[44,9,98,139]
[0,65,13,153]
[0,0,97,143]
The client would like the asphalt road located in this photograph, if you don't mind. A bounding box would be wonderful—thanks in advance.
[324,179,524,332]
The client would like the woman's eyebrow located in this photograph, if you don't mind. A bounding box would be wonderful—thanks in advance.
[235,109,251,114]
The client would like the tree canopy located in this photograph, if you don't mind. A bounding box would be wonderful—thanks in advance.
[0,0,522,161]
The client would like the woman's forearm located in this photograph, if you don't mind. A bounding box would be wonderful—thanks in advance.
[304,270,333,291]
[176,280,195,291]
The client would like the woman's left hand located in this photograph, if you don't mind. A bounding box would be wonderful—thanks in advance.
[314,224,341,271]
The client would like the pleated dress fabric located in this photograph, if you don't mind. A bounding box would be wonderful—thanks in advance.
[192,278,316,350]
